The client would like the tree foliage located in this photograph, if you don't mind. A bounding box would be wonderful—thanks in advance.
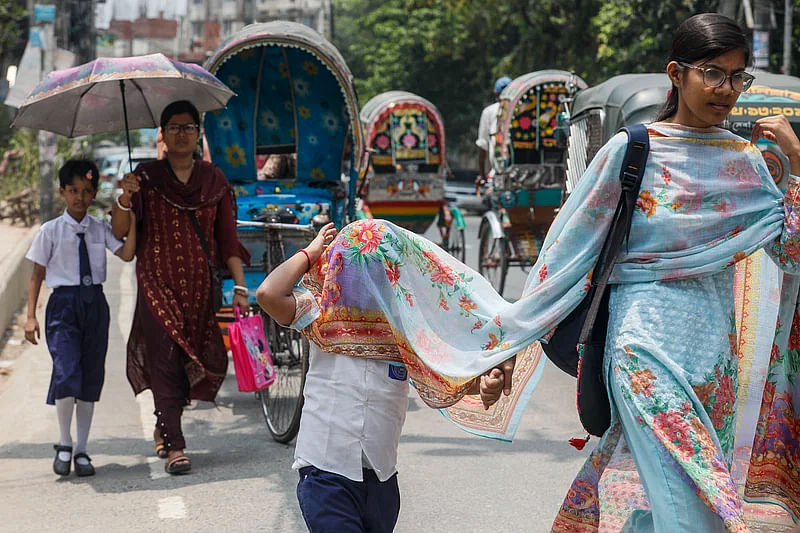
[334,0,721,162]
[0,0,26,63]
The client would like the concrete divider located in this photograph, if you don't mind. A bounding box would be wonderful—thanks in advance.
[0,225,38,336]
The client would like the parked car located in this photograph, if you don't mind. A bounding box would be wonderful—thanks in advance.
[444,168,488,214]
[96,148,157,207]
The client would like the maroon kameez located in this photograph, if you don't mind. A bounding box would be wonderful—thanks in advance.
[125,159,248,450]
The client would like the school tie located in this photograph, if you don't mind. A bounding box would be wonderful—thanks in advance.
[77,232,94,303]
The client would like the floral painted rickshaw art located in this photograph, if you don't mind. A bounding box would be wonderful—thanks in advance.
[358,91,466,261]
[479,70,587,295]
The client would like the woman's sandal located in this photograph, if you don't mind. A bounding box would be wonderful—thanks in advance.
[154,442,168,459]
[165,455,191,475]
[153,428,168,459]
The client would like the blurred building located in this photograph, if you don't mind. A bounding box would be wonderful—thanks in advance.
[96,0,332,63]
[107,17,180,57]
[253,0,331,35]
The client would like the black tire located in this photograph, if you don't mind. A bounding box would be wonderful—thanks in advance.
[478,222,508,296]
[447,226,466,264]
[258,315,309,443]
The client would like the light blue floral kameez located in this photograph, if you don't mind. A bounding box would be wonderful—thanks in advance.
[293,124,800,532]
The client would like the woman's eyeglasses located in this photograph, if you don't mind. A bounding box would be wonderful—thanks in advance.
[165,124,200,135]
[678,62,755,92]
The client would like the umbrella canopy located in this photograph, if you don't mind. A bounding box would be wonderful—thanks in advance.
[12,53,233,137]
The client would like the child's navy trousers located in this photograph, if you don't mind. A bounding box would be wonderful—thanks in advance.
[44,286,109,405]
[297,466,400,533]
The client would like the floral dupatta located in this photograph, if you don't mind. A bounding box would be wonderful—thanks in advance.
[297,124,798,443]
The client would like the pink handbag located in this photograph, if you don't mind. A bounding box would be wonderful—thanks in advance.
[229,308,275,392]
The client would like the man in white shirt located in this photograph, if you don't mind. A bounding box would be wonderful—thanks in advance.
[476,76,511,188]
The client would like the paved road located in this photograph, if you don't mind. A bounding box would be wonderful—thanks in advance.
[0,215,590,533]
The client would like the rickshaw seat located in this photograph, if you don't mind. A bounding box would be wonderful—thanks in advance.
[232,180,341,225]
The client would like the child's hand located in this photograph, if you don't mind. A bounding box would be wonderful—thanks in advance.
[305,223,338,265]
[480,368,504,410]
[479,356,516,409]
[24,317,40,345]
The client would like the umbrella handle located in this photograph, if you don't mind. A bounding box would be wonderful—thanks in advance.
[119,80,134,174]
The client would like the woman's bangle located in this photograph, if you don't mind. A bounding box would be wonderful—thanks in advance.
[233,285,248,295]
[297,249,312,272]
[116,195,131,211]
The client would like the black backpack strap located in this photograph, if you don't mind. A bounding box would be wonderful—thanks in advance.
[577,124,649,344]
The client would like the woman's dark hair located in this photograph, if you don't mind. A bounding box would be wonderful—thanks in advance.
[160,100,200,128]
[655,13,751,121]
[58,159,99,189]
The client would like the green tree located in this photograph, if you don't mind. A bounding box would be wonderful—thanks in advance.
[334,0,741,163]
[591,0,720,80]
[0,129,39,201]
[0,0,26,63]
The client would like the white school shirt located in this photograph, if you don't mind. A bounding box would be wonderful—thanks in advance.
[289,287,409,483]
[25,210,124,288]
[476,102,499,172]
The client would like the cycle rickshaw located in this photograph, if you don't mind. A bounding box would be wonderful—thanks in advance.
[478,70,587,295]
[358,91,466,261]
[203,21,365,442]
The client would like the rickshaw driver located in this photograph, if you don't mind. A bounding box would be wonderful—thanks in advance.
[475,76,511,191]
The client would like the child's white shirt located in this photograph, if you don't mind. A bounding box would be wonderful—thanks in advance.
[26,210,123,288]
[289,286,409,483]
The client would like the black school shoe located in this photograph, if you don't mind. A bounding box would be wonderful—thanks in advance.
[53,444,72,476]
[73,453,95,477]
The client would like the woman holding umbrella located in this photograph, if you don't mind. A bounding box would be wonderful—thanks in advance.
[111,100,250,475]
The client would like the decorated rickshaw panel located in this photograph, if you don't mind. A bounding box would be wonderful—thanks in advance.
[254,47,297,153]
[204,51,259,181]
[363,102,446,234]
[368,105,443,167]
[285,47,349,184]
[509,82,568,151]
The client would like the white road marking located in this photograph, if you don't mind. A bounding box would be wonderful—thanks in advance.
[157,496,187,520]
[119,263,170,482]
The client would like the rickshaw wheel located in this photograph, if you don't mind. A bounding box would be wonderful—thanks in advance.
[257,311,309,443]
[478,222,508,296]
[447,226,466,263]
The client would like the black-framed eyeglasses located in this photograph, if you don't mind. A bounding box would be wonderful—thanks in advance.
[678,62,755,92]
[165,124,200,135]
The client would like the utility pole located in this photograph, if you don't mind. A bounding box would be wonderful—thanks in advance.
[752,0,771,70]
[717,0,739,19]
[329,0,335,41]
[34,4,57,224]
[783,0,793,75]
[69,0,95,64]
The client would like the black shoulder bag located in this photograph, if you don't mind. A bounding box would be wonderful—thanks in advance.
[188,211,224,313]
[541,124,650,437]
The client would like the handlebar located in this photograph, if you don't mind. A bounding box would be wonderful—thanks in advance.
[236,220,316,235]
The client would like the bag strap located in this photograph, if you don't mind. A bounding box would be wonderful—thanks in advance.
[188,210,214,268]
[577,124,649,344]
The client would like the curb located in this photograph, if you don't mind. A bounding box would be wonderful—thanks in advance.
[0,225,38,336]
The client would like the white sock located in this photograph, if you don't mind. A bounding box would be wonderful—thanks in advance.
[74,400,94,464]
[55,397,74,462]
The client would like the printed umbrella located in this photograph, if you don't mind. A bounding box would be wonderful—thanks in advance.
[12,53,234,168]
